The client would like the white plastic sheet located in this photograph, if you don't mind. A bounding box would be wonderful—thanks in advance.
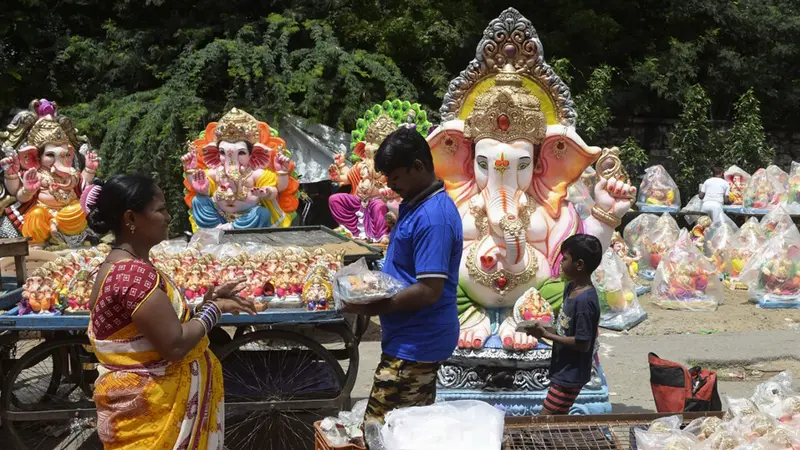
[592,248,647,330]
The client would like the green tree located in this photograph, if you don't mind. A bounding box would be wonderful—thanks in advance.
[724,89,775,173]
[618,136,649,185]
[669,84,721,201]
[574,65,615,143]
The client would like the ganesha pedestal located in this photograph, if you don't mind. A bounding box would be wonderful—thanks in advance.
[437,340,611,416]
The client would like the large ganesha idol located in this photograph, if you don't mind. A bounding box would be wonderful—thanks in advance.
[431,8,634,415]
[181,108,299,230]
[328,100,431,243]
[0,99,100,246]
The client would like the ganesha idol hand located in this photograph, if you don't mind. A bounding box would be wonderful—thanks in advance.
[23,168,41,192]
[85,151,101,172]
[190,170,210,194]
[0,154,20,176]
[251,186,277,200]
[594,177,637,219]
[272,153,291,173]
[181,152,198,171]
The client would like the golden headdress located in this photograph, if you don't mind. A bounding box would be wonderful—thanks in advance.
[213,108,260,145]
[26,117,70,149]
[463,64,547,145]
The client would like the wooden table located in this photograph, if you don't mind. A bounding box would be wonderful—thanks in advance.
[0,237,29,288]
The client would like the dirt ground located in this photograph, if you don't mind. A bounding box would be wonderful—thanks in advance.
[625,286,800,336]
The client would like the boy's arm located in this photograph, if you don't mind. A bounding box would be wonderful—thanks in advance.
[540,331,591,352]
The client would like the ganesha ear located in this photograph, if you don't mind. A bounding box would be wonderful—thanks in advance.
[18,145,39,170]
[202,143,221,168]
[250,143,271,169]
[427,120,476,207]
[529,126,601,219]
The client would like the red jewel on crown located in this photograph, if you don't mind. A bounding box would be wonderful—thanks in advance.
[497,114,511,131]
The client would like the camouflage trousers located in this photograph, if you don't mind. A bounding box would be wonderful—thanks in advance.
[363,353,440,426]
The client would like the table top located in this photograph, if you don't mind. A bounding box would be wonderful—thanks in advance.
[0,308,345,331]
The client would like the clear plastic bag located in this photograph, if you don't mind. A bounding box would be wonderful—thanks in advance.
[789,161,800,206]
[567,180,595,219]
[760,204,795,239]
[685,416,726,440]
[725,218,768,289]
[744,167,788,213]
[702,430,743,450]
[725,166,751,207]
[758,425,800,448]
[683,195,705,224]
[691,216,714,252]
[624,214,659,258]
[637,165,682,212]
[581,166,599,197]
[726,396,762,420]
[739,226,800,309]
[611,231,643,281]
[645,213,681,273]
[750,372,795,418]
[634,427,698,450]
[704,214,740,275]
[652,229,724,311]
[333,258,408,308]
[367,400,505,450]
[591,248,647,331]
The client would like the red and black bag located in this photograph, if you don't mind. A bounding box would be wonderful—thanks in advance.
[648,352,722,413]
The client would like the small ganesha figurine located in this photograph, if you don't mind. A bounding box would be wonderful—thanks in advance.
[512,287,554,324]
[760,259,800,296]
[302,266,334,311]
[610,231,640,280]
[182,108,300,230]
[0,99,101,246]
[725,165,750,206]
[637,165,679,211]
[690,216,712,251]
[328,100,432,243]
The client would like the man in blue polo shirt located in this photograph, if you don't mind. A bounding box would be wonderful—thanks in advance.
[340,126,463,426]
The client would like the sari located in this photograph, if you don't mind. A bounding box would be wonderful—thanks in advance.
[88,259,224,449]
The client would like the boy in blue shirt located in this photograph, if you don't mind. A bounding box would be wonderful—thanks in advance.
[340,126,463,425]
[526,234,602,415]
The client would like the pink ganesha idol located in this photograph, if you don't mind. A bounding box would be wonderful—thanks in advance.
[427,40,636,351]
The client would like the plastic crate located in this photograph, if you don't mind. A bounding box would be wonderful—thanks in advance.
[313,421,366,450]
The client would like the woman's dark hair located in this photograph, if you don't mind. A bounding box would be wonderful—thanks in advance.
[87,174,160,235]
[374,126,434,174]
[561,233,603,274]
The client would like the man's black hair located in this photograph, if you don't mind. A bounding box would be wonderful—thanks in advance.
[374,126,434,174]
[712,166,724,177]
[561,234,603,274]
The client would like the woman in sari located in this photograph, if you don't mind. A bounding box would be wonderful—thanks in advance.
[86,174,255,449]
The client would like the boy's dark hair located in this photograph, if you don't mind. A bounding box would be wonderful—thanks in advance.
[374,126,434,174]
[561,234,603,274]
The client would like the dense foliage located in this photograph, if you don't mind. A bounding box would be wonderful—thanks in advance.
[2,0,797,223]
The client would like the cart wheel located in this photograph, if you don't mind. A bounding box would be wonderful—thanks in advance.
[217,329,347,450]
[1,336,101,450]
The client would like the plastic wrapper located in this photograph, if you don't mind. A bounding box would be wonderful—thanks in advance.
[366,400,504,450]
[634,427,699,450]
[725,218,768,290]
[789,161,800,206]
[734,413,780,439]
[638,165,682,213]
[624,214,659,266]
[652,229,724,311]
[702,430,744,449]
[591,248,648,331]
[567,180,595,219]
[644,213,681,276]
[333,258,408,308]
[761,205,795,239]
[704,214,740,275]
[758,425,800,448]
[751,372,796,418]
[726,166,751,208]
[683,195,706,224]
[685,416,726,441]
[581,166,599,197]
[692,216,714,252]
[780,396,800,424]
[744,167,788,214]
[739,226,800,309]
[611,231,643,281]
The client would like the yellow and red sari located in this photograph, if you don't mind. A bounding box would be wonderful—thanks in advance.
[88,259,224,449]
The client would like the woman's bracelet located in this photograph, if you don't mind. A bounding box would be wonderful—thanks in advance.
[191,302,221,334]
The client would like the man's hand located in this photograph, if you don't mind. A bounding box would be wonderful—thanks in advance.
[339,298,392,316]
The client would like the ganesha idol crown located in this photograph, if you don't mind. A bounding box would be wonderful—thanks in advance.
[463,63,547,145]
[213,108,260,145]
[25,117,70,149]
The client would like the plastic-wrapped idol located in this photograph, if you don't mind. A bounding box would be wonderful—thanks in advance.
[651,229,724,311]
[743,166,789,214]
[760,203,795,239]
[740,225,800,309]
[591,248,648,331]
[566,180,595,220]
[637,165,681,213]
[724,218,767,291]
[703,213,739,276]
[724,165,751,212]
[681,195,704,225]
[643,213,681,280]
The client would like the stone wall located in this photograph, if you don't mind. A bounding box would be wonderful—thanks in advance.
[597,118,800,173]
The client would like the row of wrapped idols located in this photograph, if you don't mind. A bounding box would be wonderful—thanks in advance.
[635,371,800,450]
[623,208,800,310]
[18,242,351,315]
[570,163,800,217]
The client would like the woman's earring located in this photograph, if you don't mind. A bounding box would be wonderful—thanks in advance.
[129,224,136,234]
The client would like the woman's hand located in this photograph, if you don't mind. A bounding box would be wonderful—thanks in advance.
[204,277,247,303]
[213,296,257,315]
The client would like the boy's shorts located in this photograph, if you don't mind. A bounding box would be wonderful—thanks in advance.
[363,353,440,425]
[542,382,584,415]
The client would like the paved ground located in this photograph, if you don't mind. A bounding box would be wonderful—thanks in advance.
[352,297,800,413]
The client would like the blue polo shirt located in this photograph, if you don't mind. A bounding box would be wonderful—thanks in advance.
[380,181,463,362]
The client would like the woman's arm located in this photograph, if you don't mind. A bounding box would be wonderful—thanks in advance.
[133,290,207,362]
